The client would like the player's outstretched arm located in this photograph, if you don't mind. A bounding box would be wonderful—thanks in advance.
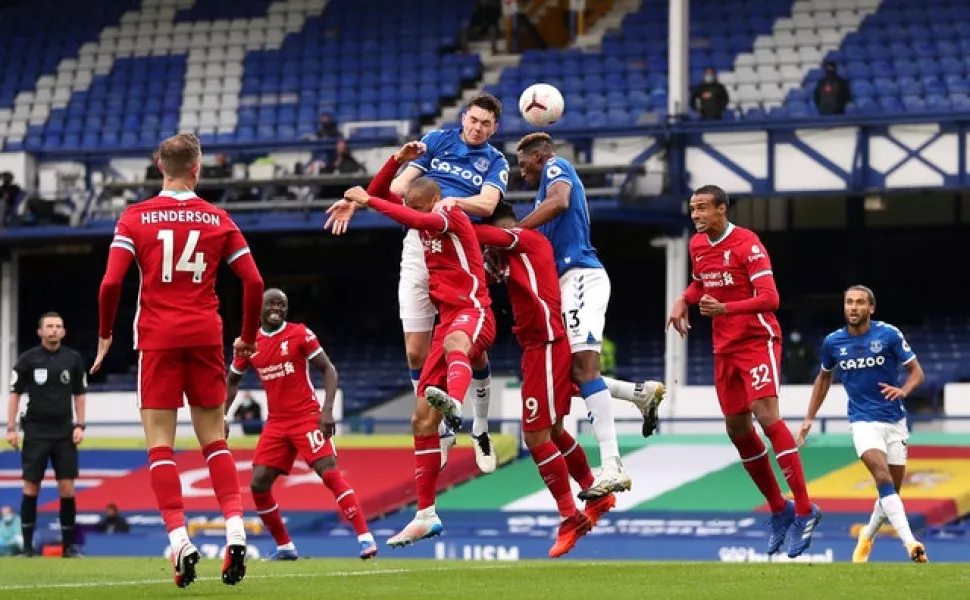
[226,248,264,346]
[344,186,448,233]
[473,224,518,249]
[883,356,924,401]
[452,185,503,218]
[799,366,834,445]
[93,242,136,373]
[516,181,570,229]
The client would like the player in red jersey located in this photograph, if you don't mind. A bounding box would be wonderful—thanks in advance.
[666,185,819,558]
[93,134,264,587]
[226,288,377,561]
[476,200,620,557]
[341,153,496,548]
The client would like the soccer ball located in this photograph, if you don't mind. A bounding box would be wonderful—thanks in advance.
[519,83,565,127]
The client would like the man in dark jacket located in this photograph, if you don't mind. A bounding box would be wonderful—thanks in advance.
[691,67,730,120]
[814,61,851,115]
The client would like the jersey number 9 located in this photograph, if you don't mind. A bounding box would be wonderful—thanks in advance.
[157,229,207,283]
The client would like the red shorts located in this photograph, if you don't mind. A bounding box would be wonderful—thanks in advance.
[520,338,574,432]
[417,307,496,398]
[138,346,226,410]
[713,338,783,416]
[252,415,335,475]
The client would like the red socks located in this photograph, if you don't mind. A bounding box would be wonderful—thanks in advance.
[445,350,472,402]
[253,490,291,546]
[202,440,244,520]
[322,470,369,535]
[414,434,440,510]
[531,441,577,518]
[732,429,788,514]
[147,446,185,532]
[553,430,595,490]
[764,421,813,515]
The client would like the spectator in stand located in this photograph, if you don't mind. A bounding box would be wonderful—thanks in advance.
[464,0,502,53]
[317,113,340,138]
[233,392,264,436]
[95,503,130,534]
[691,67,730,120]
[0,171,22,227]
[814,61,851,116]
[783,329,817,384]
[0,506,24,555]
[323,139,365,175]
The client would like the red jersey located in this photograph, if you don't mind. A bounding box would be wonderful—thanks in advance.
[103,191,255,350]
[475,225,563,348]
[230,322,323,420]
[369,199,491,322]
[684,223,781,353]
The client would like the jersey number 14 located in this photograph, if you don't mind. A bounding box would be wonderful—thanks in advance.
[157,229,207,283]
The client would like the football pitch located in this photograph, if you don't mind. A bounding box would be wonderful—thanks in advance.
[0,558,967,599]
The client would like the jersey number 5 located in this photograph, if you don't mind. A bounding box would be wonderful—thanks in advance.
[157,229,207,283]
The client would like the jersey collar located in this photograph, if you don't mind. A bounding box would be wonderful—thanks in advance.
[260,322,287,337]
[159,190,197,201]
[707,222,735,246]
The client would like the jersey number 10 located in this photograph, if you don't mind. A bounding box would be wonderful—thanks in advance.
[157,229,207,283]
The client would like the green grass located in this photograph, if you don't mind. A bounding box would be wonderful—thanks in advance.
[0,558,967,599]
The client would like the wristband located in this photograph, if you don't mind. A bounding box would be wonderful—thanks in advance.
[74,424,86,430]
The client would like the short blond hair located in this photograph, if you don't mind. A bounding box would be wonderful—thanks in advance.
[157,134,201,178]
[516,132,554,153]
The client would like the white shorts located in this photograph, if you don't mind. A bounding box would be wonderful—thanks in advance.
[399,229,437,333]
[559,267,611,353]
[850,419,909,465]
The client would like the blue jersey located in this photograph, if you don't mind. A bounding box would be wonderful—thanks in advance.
[535,156,603,275]
[820,321,917,424]
[410,128,509,203]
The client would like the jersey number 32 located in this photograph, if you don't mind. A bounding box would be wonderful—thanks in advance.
[157,229,207,283]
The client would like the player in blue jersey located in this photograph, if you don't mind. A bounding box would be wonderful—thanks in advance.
[514,132,666,500]
[325,95,510,474]
[798,285,927,563]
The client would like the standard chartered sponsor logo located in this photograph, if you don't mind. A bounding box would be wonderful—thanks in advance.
[718,546,834,562]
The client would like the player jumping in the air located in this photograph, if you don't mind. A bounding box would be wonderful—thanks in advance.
[475,201,620,557]
[94,133,264,587]
[325,96,509,474]
[341,151,495,548]
[798,285,927,563]
[667,184,819,558]
[226,289,377,561]
[514,132,665,500]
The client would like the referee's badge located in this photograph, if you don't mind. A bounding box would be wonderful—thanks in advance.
[33,368,47,385]
[61,370,71,384]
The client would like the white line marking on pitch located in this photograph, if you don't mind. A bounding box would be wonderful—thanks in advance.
[0,564,513,591]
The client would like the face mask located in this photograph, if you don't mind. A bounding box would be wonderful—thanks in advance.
[790,332,802,344]
[1,514,11,524]
[704,74,714,84]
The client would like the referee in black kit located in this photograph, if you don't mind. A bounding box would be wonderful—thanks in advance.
[5,312,87,557]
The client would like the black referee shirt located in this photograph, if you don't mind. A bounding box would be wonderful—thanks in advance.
[11,344,87,439]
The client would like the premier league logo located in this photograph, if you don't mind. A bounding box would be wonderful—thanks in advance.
[61,370,71,384]
[474,158,490,173]
[870,340,882,353]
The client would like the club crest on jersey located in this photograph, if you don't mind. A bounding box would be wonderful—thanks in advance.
[280,340,289,356]
[60,370,71,384]
[474,158,490,172]
[33,368,47,385]
[870,340,882,353]
[723,250,732,265]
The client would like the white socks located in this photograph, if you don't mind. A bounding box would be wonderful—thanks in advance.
[168,526,191,553]
[581,379,620,460]
[470,375,491,436]
[602,376,637,401]
[225,515,247,546]
[862,499,887,540]
[880,493,916,545]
